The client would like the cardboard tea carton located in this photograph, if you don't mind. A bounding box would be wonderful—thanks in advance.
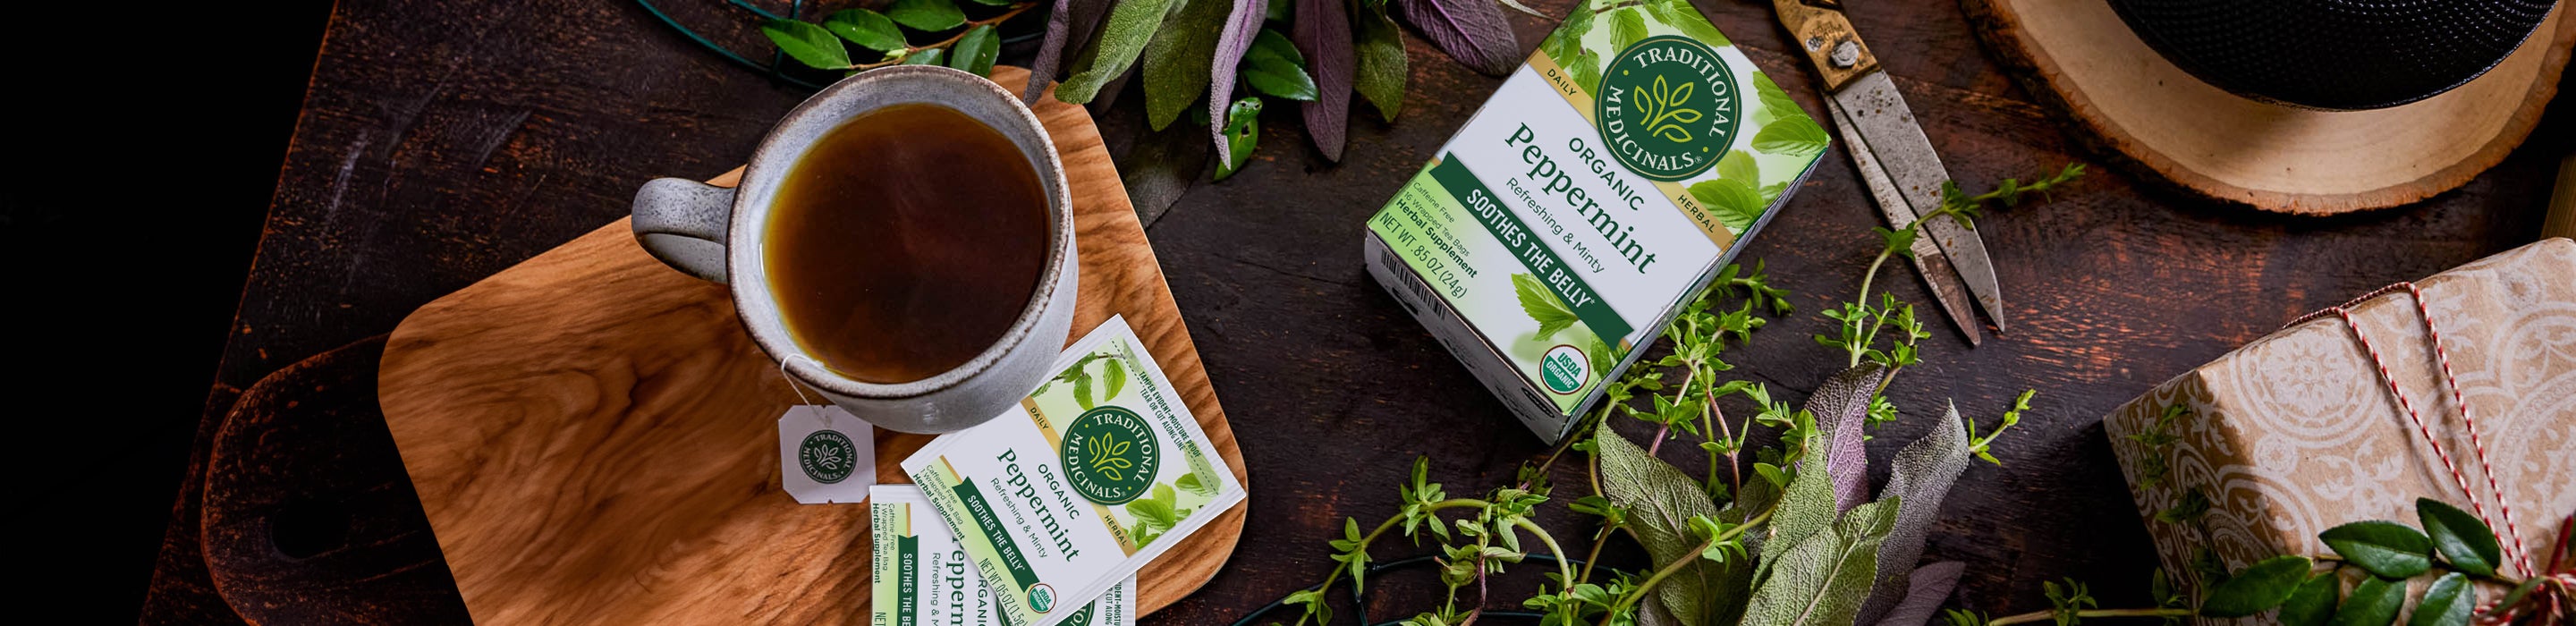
[1363,0,1827,443]
[2102,238,2576,622]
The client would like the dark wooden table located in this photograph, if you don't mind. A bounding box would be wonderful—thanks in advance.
[143,0,2573,622]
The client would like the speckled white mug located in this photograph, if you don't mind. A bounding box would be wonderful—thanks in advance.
[629,65,1076,435]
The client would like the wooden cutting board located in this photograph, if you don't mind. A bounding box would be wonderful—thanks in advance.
[377,67,1248,625]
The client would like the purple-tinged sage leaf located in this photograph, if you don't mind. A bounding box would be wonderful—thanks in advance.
[1394,0,1520,76]
[1856,404,1972,624]
[1207,0,1273,153]
[1872,562,1964,626]
[1119,125,1211,227]
[1293,0,1353,160]
[1809,364,1890,513]
[1021,0,1082,102]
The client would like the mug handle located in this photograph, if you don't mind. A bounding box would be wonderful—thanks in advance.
[631,177,735,283]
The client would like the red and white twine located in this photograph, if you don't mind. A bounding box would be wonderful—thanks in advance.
[2287,282,2534,578]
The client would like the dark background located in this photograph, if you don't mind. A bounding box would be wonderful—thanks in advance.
[5,2,335,619]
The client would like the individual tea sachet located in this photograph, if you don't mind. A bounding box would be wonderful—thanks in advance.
[1362,0,1828,443]
[871,485,1132,626]
[899,316,1246,626]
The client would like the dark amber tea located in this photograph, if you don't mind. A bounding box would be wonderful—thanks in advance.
[765,103,1050,384]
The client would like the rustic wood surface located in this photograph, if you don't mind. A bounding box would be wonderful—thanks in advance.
[371,66,1247,623]
[147,0,2574,622]
[1962,0,2576,215]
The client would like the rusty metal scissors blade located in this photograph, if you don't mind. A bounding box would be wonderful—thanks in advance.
[1775,0,2008,337]
[1824,97,1981,346]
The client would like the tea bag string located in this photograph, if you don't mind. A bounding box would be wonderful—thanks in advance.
[778,354,830,426]
[2286,281,2532,577]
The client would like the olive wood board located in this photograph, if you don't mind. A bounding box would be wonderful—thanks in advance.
[376,67,1249,625]
[1962,0,2573,215]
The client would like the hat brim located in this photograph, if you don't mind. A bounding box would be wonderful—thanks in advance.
[1964,0,2574,215]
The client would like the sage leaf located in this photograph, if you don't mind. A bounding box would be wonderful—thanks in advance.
[1751,114,1829,157]
[1117,124,1210,226]
[2320,520,2434,579]
[1243,30,1320,100]
[2417,498,2501,577]
[1855,405,1973,625]
[2408,572,2470,626]
[1214,97,1262,181]
[1292,0,1353,160]
[1141,0,1227,130]
[1869,561,1963,626]
[825,9,909,53]
[1394,0,1519,76]
[1595,423,1727,626]
[1711,461,1781,625]
[1352,0,1407,122]
[1609,7,1648,54]
[948,25,1000,76]
[1811,365,1890,512]
[1756,445,1838,584]
[1207,0,1272,153]
[1022,0,1113,102]
[1643,0,1727,47]
[2331,576,2403,626]
[1514,274,1580,339]
[1742,499,1899,626]
[2277,572,2339,626]
[2199,554,2311,617]
[888,0,967,30]
[1688,179,1767,233]
[1057,0,1176,103]
[761,19,853,70]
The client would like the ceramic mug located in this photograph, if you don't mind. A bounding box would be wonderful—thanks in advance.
[628,65,1077,434]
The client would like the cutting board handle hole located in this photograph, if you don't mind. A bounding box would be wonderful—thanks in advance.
[268,497,352,559]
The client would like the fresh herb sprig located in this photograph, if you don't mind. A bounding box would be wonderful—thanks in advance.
[758,0,1037,76]
[1253,165,2089,626]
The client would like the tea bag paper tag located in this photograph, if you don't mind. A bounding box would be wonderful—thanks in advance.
[777,405,874,504]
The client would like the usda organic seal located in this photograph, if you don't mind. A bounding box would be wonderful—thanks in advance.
[1059,406,1161,504]
[1595,35,1740,182]
[1540,344,1589,395]
[1029,582,1057,613]
[796,429,858,484]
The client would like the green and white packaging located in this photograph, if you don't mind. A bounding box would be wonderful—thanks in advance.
[1362,0,1828,443]
[870,485,1131,626]
[898,316,1246,626]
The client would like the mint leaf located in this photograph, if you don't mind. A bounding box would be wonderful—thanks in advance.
[1101,356,1127,402]
[888,0,966,31]
[1689,179,1767,233]
[1571,49,1605,95]
[1609,7,1648,53]
[1752,73,1803,126]
[760,19,852,70]
[1538,4,1593,64]
[1751,114,1829,157]
[1644,0,1728,47]
[1717,150,1760,186]
[1513,274,1581,340]
[825,9,909,53]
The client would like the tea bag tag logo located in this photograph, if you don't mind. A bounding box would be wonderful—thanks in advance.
[778,405,875,504]
[1058,406,1161,504]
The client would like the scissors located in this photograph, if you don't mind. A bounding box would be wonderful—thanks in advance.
[1774,0,2004,345]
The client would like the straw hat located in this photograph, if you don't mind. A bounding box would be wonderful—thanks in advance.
[1964,0,2574,214]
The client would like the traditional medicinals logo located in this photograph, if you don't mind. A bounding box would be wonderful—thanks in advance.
[796,429,857,484]
[1059,406,1161,505]
[1594,35,1739,182]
